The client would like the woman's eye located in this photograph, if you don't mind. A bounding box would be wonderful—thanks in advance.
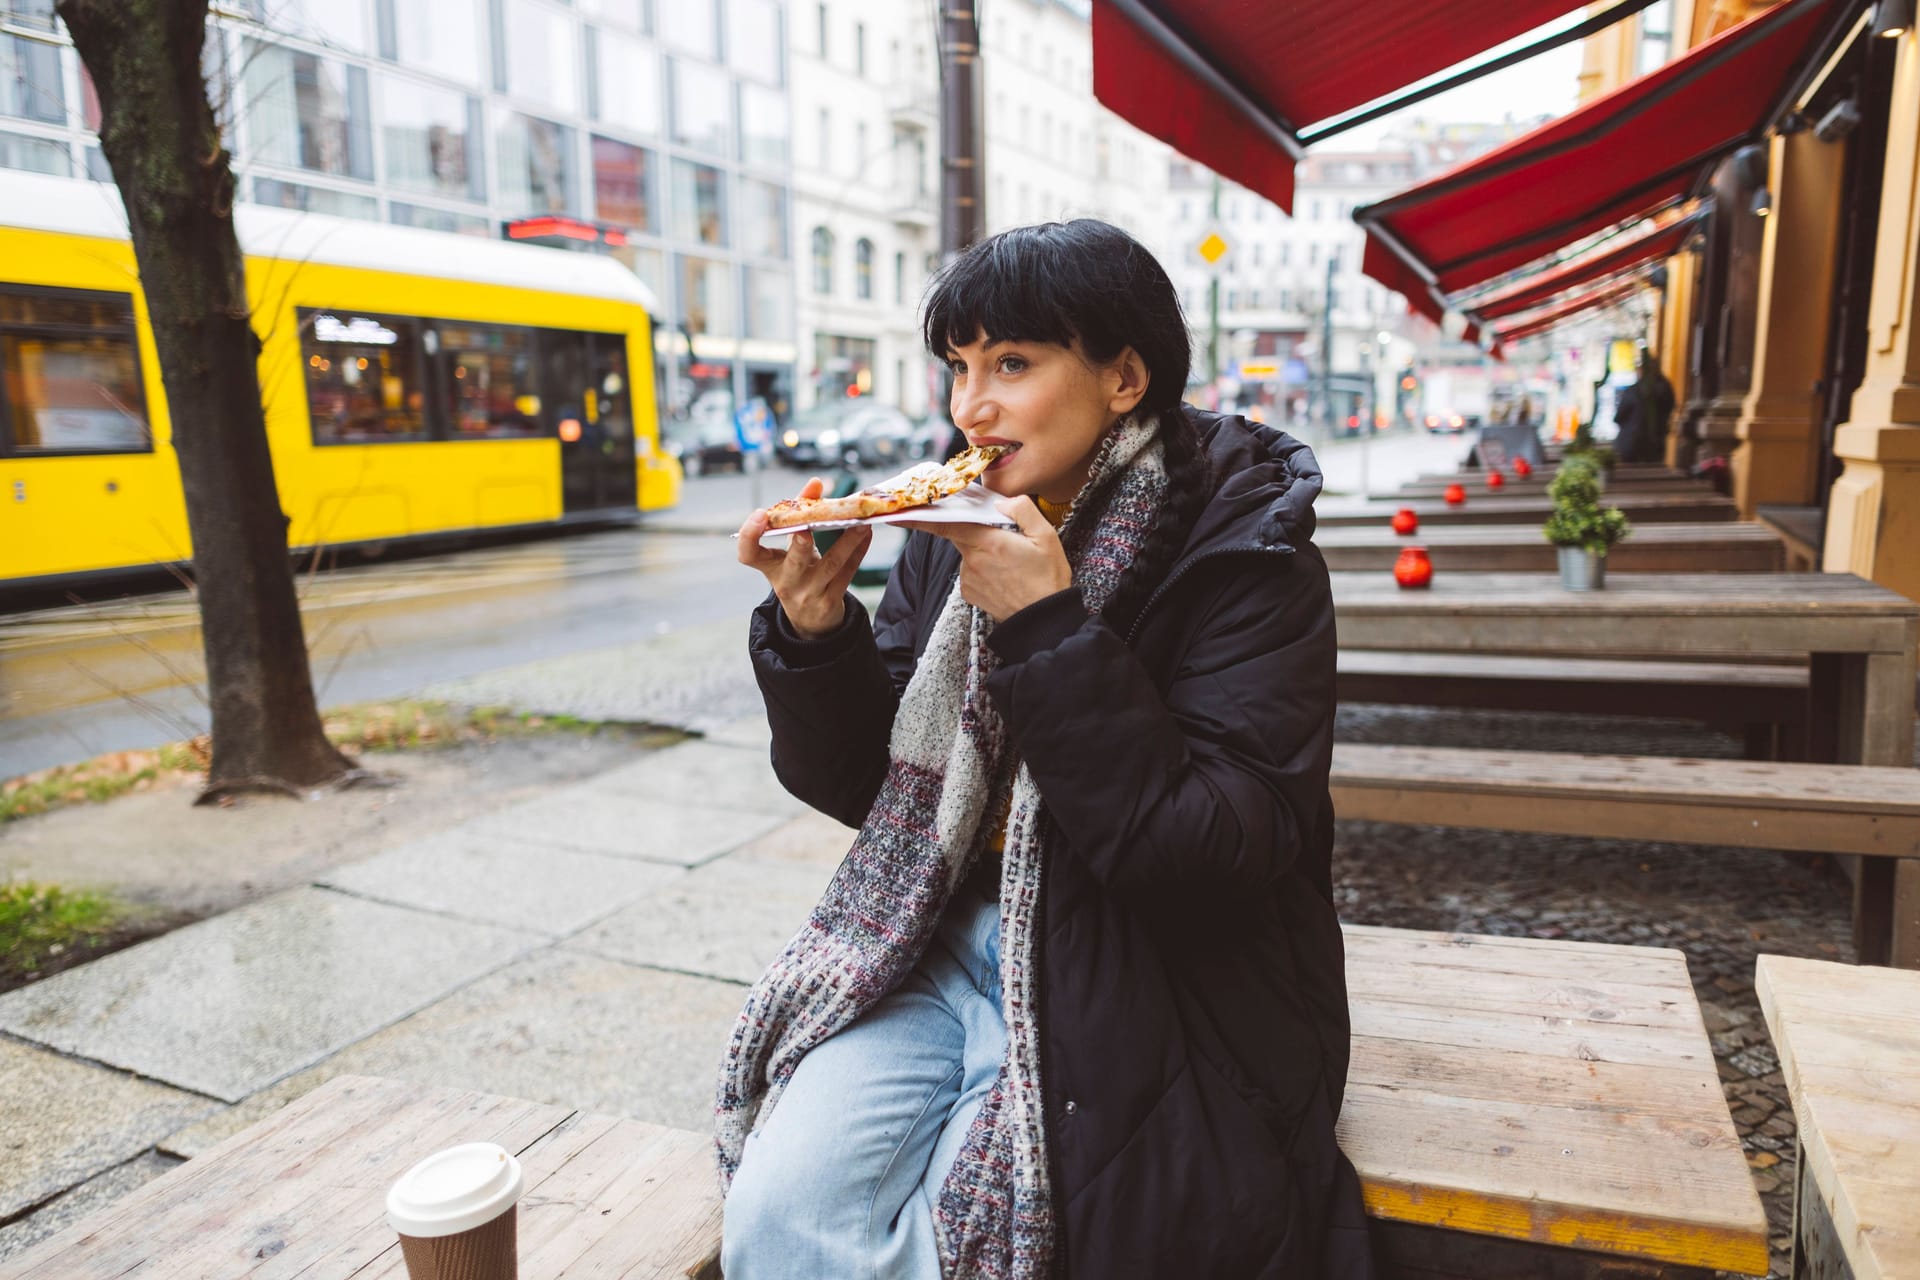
[997,356,1027,374]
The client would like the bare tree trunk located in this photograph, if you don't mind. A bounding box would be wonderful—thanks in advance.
[59,0,358,800]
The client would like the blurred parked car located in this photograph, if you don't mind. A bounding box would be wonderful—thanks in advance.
[775,401,916,468]
[661,413,744,476]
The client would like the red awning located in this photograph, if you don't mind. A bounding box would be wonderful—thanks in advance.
[1358,0,1847,315]
[1091,0,1601,213]
[1463,205,1707,322]
[1495,273,1653,345]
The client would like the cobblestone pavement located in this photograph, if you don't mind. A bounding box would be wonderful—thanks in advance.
[1333,703,1877,1279]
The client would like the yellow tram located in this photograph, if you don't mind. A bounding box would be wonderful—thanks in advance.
[0,171,680,590]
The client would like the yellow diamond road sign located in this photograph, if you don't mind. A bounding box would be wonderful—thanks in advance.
[1197,231,1229,265]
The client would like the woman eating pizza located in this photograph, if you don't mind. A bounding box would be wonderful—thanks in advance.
[721,219,1374,1279]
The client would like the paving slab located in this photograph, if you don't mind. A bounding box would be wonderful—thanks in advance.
[0,1038,212,1221]
[567,853,834,984]
[588,739,802,816]
[481,785,787,866]
[159,947,744,1158]
[0,1151,181,1263]
[317,828,683,936]
[701,715,773,750]
[727,811,858,870]
[0,888,541,1102]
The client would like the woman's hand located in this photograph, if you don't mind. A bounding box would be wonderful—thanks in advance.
[738,476,874,639]
[903,497,1070,622]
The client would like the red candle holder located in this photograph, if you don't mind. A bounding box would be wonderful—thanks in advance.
[1393,546,1434,589]
[1391,507,1419,536]
[1513,457,1534,478]
[1486,469,1506,490]
[1443,483,1467,506]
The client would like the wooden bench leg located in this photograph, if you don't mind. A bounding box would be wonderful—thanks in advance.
[1791,1138,1854,1278]
[1370,1219,1723,1279]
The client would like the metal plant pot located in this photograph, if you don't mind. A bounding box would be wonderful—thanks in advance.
[1557,546,1608,591]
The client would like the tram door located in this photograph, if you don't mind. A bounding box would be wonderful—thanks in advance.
[548,330,638,514]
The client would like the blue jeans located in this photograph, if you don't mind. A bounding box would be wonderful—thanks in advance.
[721,891,1006,1280]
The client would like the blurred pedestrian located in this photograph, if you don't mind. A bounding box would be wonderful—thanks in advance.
[1612,377,1646,464]
[1635,351,1676,464]
[726,220,1373,1279]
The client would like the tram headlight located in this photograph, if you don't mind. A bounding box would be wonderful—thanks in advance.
[782,429,799,448]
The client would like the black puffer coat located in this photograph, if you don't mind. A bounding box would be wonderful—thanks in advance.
[747,410,1376,1278]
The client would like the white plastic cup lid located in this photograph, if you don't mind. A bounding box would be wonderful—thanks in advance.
[386,1142,524,1238]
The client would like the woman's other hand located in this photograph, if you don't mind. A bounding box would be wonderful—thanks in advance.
[903,497,1070,622]
[738,477,874,639]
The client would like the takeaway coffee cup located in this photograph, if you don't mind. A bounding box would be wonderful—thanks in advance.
[386,1142,524,1280]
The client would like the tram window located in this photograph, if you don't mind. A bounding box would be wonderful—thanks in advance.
[0,287,151,456]
[299,308,429,443]
[434,322,546,438]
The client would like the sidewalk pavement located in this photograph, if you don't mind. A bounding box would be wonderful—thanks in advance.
[0,626,855,1259]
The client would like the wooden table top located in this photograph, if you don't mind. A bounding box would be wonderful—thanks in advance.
[1756,956,1920,1280]
[1395,476,1710,497]
[1315,521,1784,573]
[1342,926,1769,1274]
[1329,571,1920,657]
[1318,491,1739,527]
[0,1075,723,1280]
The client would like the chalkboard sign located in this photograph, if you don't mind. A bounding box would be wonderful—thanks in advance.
[1471,423,1547,469]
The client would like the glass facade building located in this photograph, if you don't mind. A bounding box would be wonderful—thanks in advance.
[0,0,795,430]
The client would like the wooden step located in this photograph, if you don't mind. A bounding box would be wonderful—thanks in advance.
[1330,743,1920,857]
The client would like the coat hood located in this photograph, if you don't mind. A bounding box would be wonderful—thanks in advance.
[1180,407,1324,553]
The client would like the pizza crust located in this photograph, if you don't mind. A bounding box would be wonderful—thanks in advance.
[763,445,1010,530]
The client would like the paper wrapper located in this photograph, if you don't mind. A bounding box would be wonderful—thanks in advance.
[754,482,1015,549]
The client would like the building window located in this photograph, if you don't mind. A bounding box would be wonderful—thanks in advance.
[378,75,483,201]
[660,0,718,59]
[1,0,56,30]
[495,108,576,214]
[0,130,66,176]
[739,83,788,169]
[0,287,150,456]
[253,178,380,219]
[438,321,546,437]
[893,250,906,305]
[728,0,783,84]
[591,135,656,231]
[816,106,830,171]
[670,157,727,245]
[738,176,787,259]
[854,21,866,76]
[669,57,731,156]
[243,42,373,180]
[745,267,794,341]
[501,0,581,115]
[388,202,491,235]
[1,33,62,124]
[816,2,828,57]
[385,0,487,87]
[593,28,661,135]
[811,226,833,295]
[854,121,867,171]
[299,308,429,444]
[677,254,735,336]
[854,238,873,300]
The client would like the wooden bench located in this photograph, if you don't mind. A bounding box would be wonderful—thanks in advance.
[1330,744,1920,858]
[1318,492,1740,527]
[1318,521,1787,573]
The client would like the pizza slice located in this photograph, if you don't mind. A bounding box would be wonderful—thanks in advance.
[762,444,1012,530]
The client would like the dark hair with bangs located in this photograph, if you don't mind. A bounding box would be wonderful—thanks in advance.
[921,220,1208,634]
[921,219,1191,413]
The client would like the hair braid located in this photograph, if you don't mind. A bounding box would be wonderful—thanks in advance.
[1100,409,1211,637]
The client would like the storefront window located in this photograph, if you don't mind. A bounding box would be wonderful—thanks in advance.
[593,27,661,135]
[0,130,65,176]
[592,135,657,231]
[299,308,429,443]
[739,83,787,171]
[388,202,491,235]
[387,0,487,86]
[379,76,483,201]
[0,289,149,455]
[1,34,62,124]
[659,0,717,60]
[496,108,576,215]
[727,0,782,83]
[677,255,735,337]
[437,321,546,437]
[811,226,833,295]
[814,333,874,400]
[671,158,727,246]
[738,178,787,260]
[503,0,580,115]
[243,41,373,180]
[614,245,665,306]
[253,178,380,220]
[745,268,793,342]
[669,58,731,157]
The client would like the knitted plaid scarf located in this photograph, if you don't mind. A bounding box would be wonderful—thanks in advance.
[716,412,1169,1279]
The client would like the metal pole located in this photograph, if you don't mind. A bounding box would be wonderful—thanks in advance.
[1207,174,1222,391]
[1320,255,1335,442]
[1359,342,1372,499]
[939,3,985,259]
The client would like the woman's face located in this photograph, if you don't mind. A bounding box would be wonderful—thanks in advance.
[945,333,1149,504]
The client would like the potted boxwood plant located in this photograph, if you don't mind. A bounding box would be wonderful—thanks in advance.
[1563,420,1616,484]
[1542,456,1630,590]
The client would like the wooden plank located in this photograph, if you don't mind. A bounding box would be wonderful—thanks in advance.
[1318,493,1739,528]
[1317,521,1784,573]
[1757,956,1920,1280]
